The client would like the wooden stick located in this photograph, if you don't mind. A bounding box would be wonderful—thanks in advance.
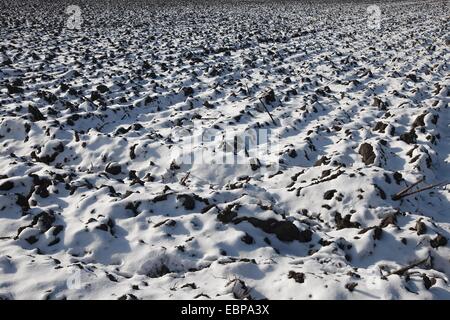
[389,257,429,276]
[180,171,190,186]
[244,83,250,97]
[394,181,448,200]
[391,177,425,200]
[258,97,276,125]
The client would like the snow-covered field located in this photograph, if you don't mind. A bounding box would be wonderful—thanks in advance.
[0,0,449,300]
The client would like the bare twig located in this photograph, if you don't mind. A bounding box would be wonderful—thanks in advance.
[392,177,425,200]
[180,171,190,186]
[258,97,276,125]
[393,181,448,200]
[244,82,250,97]
[389,256,429,276]
[392,177,448,200]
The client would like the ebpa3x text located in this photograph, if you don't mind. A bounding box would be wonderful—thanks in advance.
[181,304,270,317]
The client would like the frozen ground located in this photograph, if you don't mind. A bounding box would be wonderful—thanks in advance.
[0,0,449,299]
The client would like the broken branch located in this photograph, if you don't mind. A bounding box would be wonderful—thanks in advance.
[180,171,190,186]
[392,177,425,200]
[392,179,448,201]
[389,256,429,276]
[258,97,276,125]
